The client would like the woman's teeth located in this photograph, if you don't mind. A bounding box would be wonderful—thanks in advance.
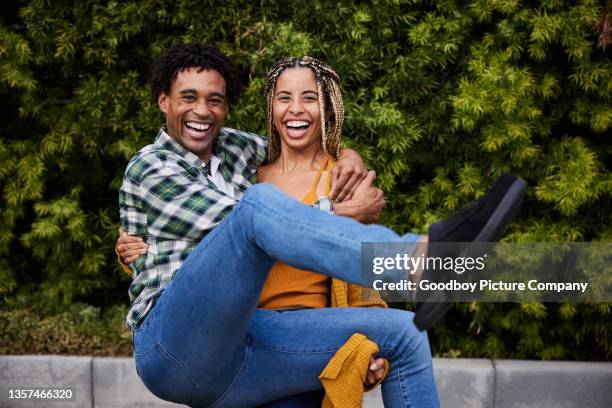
[285,120,311,138]
[286,120,310,129]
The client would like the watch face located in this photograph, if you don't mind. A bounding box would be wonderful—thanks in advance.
[317,197,333,214]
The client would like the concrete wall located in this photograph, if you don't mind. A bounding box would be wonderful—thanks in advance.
[1,356,611,407]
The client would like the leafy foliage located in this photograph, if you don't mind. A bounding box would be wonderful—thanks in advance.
[1,0,610,360]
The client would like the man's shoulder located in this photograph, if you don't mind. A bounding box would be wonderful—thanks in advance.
[124,142,186,182]
[218,127,265,149]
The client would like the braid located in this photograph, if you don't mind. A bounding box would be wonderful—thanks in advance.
[265,56,344,163]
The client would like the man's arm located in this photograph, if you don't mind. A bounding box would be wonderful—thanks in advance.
[330,148,368,203]
[333,170,384,224]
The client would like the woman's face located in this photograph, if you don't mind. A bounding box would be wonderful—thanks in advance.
[272,67,323,154]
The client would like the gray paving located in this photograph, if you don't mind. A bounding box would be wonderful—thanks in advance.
[92,358,183,408]
[494,359,612,408]
[433,358,495,408]
[1,355,611,407]
[0,355,92,408]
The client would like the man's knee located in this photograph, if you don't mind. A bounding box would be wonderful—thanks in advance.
[243,183,278,201]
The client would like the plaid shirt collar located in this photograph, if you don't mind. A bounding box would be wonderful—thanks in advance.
[156,128,234,182]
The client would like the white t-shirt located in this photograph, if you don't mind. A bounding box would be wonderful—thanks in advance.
[206,154,244,200]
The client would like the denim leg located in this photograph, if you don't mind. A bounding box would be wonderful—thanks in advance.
[214,308,438,407]
[133,184,423,406]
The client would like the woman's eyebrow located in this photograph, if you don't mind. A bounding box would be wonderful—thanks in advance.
[275,90,291,96]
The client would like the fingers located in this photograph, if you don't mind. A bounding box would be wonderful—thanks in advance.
[352,170,377,195]
[117,242,148,253]
[124,254,142,264]
[119,228,127,238]
[366,356,388,386]
[362,170,377,187]
[118,234,145,248]
[333,169,369,203]
[329,166,347,201]
[117,242,147,265]
[334,177,356,202]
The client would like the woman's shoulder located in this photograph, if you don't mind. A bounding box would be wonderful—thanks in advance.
[257,162,278,183]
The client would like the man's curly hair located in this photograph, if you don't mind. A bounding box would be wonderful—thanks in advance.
[150,43,241,106]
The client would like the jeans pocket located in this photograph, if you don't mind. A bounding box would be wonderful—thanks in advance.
[135,342,198,404]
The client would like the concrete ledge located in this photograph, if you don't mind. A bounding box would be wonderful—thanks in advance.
[364,358,494,408]
[1,356,611,407]
[92,358,183,408]
[494,359,612,408]
[0,355,93,408]
[434,358,494,408]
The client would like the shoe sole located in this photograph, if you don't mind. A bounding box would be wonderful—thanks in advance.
[414,178,527,331]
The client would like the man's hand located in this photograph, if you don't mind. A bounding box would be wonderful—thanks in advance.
[334,170,385,223]
[116,228,147,265]
[366,356,388,386]
[330,148,367,203]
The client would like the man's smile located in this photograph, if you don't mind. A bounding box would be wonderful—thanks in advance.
[184,121,213,139]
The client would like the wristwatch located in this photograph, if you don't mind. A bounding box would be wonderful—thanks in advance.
[313,196,334,214]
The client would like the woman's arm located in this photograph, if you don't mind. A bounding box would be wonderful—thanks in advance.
[333,170,384,224]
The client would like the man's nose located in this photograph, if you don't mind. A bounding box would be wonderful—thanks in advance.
[193,100,211,117]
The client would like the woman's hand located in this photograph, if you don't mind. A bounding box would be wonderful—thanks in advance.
[333,170,385,223]
[366,356,388,386]
[116,228,147,265]
[330,148,367,203]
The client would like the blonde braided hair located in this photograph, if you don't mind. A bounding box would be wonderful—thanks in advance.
[265,56,344,163]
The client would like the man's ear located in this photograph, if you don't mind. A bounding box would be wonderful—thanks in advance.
[158,93,168,113]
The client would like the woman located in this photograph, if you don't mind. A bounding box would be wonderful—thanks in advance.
[118,56,437,407]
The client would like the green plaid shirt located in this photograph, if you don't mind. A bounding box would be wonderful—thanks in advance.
[119,128,267,329]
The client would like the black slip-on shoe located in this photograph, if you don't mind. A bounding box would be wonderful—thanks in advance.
[413,174,527,331]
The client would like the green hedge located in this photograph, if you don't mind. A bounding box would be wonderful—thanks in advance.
[0,304,131,356]
[1,1,610,360]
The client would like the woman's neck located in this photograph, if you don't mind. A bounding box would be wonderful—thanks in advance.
[275,143,326,174]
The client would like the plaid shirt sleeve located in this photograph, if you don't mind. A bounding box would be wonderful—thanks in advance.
[223,127,268,168]
[137,155,238,241]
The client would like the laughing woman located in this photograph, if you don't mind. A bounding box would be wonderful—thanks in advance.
[118,56,438,407]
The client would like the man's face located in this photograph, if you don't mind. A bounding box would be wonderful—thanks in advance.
[158,68,229,162]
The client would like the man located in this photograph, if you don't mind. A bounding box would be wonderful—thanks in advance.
[120,43,524,407]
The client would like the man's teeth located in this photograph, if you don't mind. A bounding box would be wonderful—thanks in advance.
[286,121,310,128]
[186,122,211,131]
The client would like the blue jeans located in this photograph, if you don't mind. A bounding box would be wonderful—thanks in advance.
[132,184,439,407]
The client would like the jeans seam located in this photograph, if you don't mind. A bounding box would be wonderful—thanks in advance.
[206,341,253,408]
[255,345,341,354]
[154,342,200,399]
[383,337,426,408]
[396,363,409,408]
